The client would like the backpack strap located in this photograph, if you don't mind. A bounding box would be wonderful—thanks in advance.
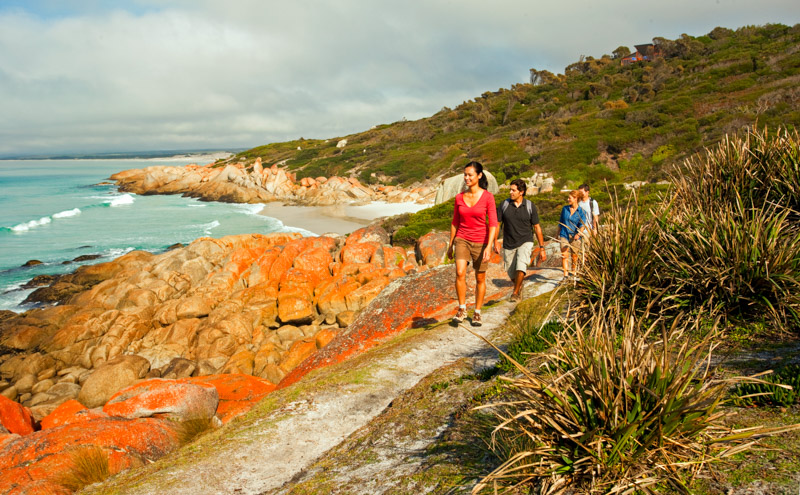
[500,198,512,216]
[502,198,534,221]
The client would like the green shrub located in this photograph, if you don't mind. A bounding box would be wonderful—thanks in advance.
[497,320,562,373]
[730,363,800,407]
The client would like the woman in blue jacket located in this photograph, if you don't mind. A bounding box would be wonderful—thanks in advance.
[558,189,588,280]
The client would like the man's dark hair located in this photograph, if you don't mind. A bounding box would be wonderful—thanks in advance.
[578,183,590,192]
[510,178,527,196]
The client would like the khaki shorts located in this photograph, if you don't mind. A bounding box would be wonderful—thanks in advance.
[559,236,583,255]
[454,237,489,272]
[503,241,533,280]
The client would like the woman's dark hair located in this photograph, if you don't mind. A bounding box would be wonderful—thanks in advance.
[465,161,489,190]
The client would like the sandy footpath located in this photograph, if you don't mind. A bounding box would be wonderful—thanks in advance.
[258,201,430,235]
[89,267,562,495]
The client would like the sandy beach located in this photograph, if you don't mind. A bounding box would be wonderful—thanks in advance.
[258,201,431,235]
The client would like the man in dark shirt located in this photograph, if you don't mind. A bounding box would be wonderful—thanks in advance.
[494,179,546,302]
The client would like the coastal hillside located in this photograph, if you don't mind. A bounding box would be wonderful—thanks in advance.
[228,23,800,188]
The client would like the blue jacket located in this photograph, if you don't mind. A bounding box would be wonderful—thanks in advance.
[558,205,588,240]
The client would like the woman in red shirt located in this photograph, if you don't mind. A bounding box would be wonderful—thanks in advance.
[446,161,498,326]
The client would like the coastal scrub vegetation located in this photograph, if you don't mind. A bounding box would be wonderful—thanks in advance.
[232,24,800,190]
[575,126,800,331]
[476,127,800,494]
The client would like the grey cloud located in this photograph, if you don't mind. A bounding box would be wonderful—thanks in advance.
[0,0,798,154]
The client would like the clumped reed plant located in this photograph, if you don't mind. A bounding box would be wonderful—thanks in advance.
[57,446,112,492]
[473,298,789,495]
[572,189,675,319]
[660,196,800,329]
[674,126,800,216]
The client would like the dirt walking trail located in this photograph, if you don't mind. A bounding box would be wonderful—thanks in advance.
[84,266,563,495]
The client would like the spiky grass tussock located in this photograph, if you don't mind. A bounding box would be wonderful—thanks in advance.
[573,126,800,331]
[472,300,798,495]
[175,415,217,445]
[57,446,112,492]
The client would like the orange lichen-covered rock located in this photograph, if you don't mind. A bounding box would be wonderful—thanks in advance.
[279,339,318,373]
[382,246,407,268]
[280,265,455,389]
[277,294,314,325]
[345,276,390,311]
[0,417,178,493]
[345,225,390,246]
[315,328,337,349]
[40,399,87,430]
[293,246,334,273]
[5,479,71,495]
[0,396,35,436]
[317,279,361,316]
[416,230,449,267]
[339,241,381,265]
[103,379,218,421]
[184,374,276,423]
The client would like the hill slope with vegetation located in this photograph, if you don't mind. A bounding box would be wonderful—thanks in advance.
[230,23,799,190]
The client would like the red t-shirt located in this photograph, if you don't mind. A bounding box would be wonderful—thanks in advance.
[452,190,498,243]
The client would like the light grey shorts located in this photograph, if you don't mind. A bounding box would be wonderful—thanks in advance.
[503,241,533,280]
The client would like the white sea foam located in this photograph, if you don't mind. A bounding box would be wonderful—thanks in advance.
[104,247,135,259]
[203,220,221,234]
[107,194,135,207]
[11,216,52,232]
[236,203,269,217]
[52,208,81,219]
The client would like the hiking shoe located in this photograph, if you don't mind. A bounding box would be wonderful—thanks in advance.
[471,312,482,327]
[452,307,466,324]
[509,293,521,303]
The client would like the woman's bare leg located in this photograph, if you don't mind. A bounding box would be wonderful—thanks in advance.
[455,259,468,305]
[475,271,486,310]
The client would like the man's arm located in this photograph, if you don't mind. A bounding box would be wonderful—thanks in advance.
[533,224,547,263]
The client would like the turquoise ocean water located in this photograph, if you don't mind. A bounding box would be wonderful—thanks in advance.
[0,157,312,312]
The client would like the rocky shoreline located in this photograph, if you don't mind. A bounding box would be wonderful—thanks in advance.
[111,158,436,206]
[0,224,479,493]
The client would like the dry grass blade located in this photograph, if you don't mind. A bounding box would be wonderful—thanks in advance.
[56,446,111,492]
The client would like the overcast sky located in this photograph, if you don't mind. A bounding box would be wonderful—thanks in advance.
[0,0,797,156]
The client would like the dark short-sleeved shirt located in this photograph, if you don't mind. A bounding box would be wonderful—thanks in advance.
[497,199,540,250]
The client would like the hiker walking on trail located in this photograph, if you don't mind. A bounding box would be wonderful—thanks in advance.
[578,183,600,232]
[558,190,588,281]
[493,179,546,302]
[447,161,498,327]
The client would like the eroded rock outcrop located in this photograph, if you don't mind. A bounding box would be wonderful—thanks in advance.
[0,227,417,418]
[0,226,498,493]
[111,160,435,206]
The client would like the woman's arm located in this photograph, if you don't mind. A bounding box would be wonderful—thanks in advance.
[483,225,497,262]
[447,199,460,259]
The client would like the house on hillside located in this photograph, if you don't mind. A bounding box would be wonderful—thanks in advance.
[620,44,660,66]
